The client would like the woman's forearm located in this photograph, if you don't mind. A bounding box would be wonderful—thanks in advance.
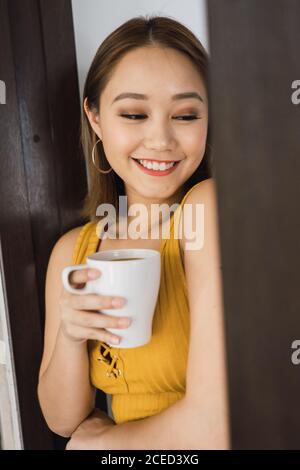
[37,324,96,437]
[99,395,228,450]
[101,398,187,450]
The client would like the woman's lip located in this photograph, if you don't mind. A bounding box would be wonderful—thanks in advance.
[133,158,180,163]
[131,157,180,176]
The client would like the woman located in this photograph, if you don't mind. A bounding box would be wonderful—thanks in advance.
[37,14,230,450]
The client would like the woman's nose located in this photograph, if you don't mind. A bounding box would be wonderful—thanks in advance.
[144,120,175,150]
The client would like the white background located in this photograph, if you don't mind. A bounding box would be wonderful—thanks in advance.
[71,0,209,103]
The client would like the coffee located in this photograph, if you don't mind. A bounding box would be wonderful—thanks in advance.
[108,257,144,262]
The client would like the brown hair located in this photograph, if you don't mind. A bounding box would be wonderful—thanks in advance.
[80,14,212,222]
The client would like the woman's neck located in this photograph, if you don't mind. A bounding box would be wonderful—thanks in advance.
[115,183,187,240]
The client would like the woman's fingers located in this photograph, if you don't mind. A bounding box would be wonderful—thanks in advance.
[65,324,123,345]
[60,267,130,344]
[68,268,101,287]
[70,309,132,329]
[66,293,126,311]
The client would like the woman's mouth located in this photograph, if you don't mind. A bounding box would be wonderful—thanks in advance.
[131,157,180,176]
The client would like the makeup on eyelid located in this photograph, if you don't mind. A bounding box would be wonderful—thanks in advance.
[116,105,202,118]
[120,114,201,121]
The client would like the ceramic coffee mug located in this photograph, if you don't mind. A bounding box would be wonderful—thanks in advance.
[61,249,161,348]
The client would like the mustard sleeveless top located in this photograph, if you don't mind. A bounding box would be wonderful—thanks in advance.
[71,181,202,424]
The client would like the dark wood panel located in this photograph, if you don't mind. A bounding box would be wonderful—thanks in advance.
[0,0,103,449]
[0,0,53,450]
[39,0,88,232]
[8,0,88,332]
[7,0,62,335]
[207,0,300,449]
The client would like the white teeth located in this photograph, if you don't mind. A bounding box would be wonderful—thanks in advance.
[137,159,175,170]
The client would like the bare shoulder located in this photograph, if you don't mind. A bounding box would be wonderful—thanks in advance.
[184,177,215,206]
[180,178,229,447]
[38,224,85,379]
[51,225,84,263]
[180,178,217,255]
[45,224,85,307]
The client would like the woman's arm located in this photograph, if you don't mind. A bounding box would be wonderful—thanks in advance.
[181,177,231,449]
[68,178,231,450]
[37,228,96,437]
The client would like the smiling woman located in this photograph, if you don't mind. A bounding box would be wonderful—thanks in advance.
[37,14,229,450]
[83,42,209,212]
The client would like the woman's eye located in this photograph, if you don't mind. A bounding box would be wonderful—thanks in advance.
[175,115,200,121]
[120,114,200,121]
[120,114,146,120]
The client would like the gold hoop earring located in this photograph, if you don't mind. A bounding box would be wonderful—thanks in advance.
[91,139,113,174]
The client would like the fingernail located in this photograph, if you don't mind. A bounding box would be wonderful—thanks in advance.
[112,298,126,307]
[88,269,100,279]
[111,337,120,344]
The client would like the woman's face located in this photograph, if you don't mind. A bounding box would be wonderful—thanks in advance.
[84,46,208,204]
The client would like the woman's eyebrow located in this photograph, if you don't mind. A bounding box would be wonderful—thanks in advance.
[111,91,204,104]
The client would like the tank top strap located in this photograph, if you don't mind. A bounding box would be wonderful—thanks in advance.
[179,181,203,209]
[72,221,100,265]
[161,181,204,245]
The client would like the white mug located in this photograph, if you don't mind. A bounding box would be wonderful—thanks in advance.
[61,249,161,348]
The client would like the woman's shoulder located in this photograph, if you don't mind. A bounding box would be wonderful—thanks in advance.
[56,224,86,249]
[172,178,213,257]
[178,177,215,254]
[51,223,90,266]
[182,177,214,206]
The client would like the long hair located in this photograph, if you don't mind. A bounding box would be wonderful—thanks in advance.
[80,14,212,222]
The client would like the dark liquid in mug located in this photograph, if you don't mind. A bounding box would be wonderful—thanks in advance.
[108,257,144,261]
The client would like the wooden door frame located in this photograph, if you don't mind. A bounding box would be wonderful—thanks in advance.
[0,0,108,449]
[207,0,300,449]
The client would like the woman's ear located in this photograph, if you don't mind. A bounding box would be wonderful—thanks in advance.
[83,97,102,140]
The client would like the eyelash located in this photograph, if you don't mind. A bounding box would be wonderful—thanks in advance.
[120,114,201,121]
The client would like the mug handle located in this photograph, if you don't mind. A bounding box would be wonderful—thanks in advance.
[61,264,94,295]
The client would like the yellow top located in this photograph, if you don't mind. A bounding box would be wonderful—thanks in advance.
[71,181,202,424]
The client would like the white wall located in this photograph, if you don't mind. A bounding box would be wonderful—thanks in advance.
[71,0,209,103]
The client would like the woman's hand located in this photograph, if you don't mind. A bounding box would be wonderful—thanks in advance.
[66,408,115,450]
[59,267,132,345]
